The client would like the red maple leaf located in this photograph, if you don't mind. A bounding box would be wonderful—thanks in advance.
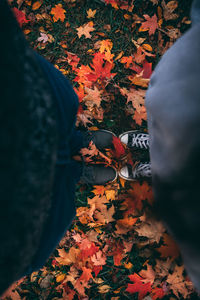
[140,14,158,36]
[87,52,117,83]
[112,136,126,158]
[126,273,152,299]
[12,8,29,27]
[93,265,103,277]
[152,287,166,299]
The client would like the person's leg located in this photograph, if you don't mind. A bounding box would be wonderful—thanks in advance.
[145,2,200,291]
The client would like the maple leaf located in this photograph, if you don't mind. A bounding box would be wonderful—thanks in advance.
[134,47,146,64]
[135,219,165,244]
[139,264,155,284]
[151,287,166,299]
[112,136,126,158]
[76,110,93,127]
[65,51,80,71]
[120,87,145,114]
[126,273,152,299]
[129,181,154,210]
[94,204,115,225]
[83,86,102,108]
[99,39,113,53]
[115,217,137,234]
[79,267,93,282]
[37,32,48,43]
[133,106,147,125]
[80,141,99,161]
[56,247,80,265]
[162,0,178,21]
[155,258,173,278]
[92,185,106,196]
[105,189,116,200]
[87,8,97,18]
[157,233,180,259]
[87,52,117,83]
[139,14,158,35]
[104,0,119,9]
[91,250,107,266]
[121,56,133,68]
[76,22,95,39]
[166,265,194,298]
[50,4,66,22]
[12,8,29,27]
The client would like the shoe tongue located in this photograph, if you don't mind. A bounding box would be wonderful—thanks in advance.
[127,164,134,179]
[128,133,135,147]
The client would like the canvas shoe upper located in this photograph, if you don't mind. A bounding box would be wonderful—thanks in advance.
[119,130,149,150]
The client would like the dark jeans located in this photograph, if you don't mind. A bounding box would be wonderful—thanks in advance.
[24,52,85,275]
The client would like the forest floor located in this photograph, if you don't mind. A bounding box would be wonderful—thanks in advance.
[2,0,199,299]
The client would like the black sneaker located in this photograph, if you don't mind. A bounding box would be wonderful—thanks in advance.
[83,130,116,150]
[119,130,149,150]
[81,164,117,185]
[119,162,151,181]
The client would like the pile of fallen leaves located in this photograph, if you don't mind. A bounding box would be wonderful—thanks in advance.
[2,0,199,299]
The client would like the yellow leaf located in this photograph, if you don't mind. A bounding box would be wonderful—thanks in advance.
[23,29,31,34]
[124,262,133,269]
[98,285,111,293]
[142,44,153,52]
[32,1,42,10]
[105,189,116,200]
[56,274,66,282]
[124,14,131,20]
[115,51,124,61]
[87,8,96,18]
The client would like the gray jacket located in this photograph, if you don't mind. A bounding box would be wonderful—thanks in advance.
[146,0,200,291]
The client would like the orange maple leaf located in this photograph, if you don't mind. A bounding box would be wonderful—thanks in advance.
[50,4,66,22]
[139,14,158,35]
[99,39,113,53]
[76,22,95,39]
[79,267,93,282]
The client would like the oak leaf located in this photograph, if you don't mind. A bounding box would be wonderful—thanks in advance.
[139,14,158,35]
[76,22,95,39]
[50,4,66,22]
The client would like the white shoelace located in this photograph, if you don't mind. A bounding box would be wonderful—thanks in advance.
[133,163,151,178]
[130,133,149,149]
